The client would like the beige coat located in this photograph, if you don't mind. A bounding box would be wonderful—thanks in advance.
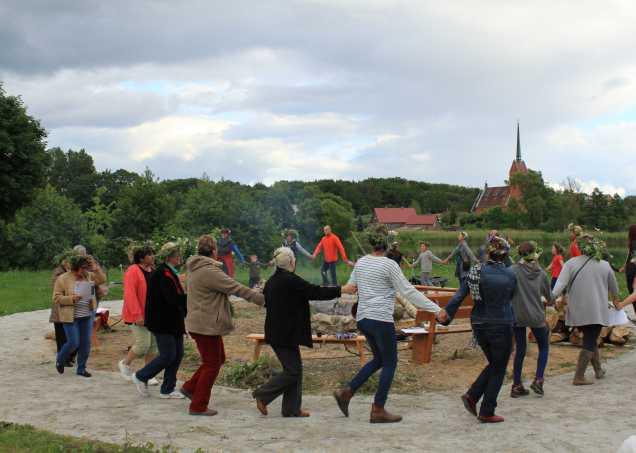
[51,269,107,323]
[185,255,264,336]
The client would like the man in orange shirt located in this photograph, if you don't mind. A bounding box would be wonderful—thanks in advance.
[312,225,354,286]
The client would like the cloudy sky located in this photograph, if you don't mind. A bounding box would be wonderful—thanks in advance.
[2,0,635,195]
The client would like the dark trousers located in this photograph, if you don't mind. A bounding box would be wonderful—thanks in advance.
[54,322,78,363]
[468,324,513,417]
[253,345,303,416]
[551,277,558,290]
[57,316,93,374]
[136,333,184,395]
[248,277,260,288]
[579,324,602,352]
[513,326,550,384]
[349,318,397,407]
[320,261,338,286]
[182,333,225,413]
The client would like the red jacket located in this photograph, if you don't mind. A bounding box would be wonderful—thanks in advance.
[313,233,348,263]
[122,264,149,323]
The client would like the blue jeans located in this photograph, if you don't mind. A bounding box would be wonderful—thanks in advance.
[349,318,397,407]
[469,324,513,416]
[513,326,550,385]
[136,333,184,395]
[321,261,338,286]
[57,315,93,374]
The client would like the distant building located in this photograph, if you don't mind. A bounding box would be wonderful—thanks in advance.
[472,122,529,213]
[373,207,440,230]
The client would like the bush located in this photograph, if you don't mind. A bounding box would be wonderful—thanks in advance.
[219,356,278,389]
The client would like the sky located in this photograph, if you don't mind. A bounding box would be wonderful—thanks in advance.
[1,0,635,195]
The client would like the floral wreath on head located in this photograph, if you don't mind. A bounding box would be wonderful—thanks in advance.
[518,241,543,262]
[568,223,583,237]
[53,249,79,267]
[578,232,609,261]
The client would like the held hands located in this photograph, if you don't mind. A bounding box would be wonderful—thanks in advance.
[346,260,355,267]
[613,299,625,310]
[436,309,449,324]
[341,284,358,295]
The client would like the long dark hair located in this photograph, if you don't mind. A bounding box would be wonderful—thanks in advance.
[629,225,636,255]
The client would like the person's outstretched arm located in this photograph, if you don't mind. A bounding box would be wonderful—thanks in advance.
[551,262,571,300]
[295,241,313,259]
[312,238,324,258]
[389,262,440,313]
[442,278,470,322]
[231,243,245,263]
[211,267,264,306]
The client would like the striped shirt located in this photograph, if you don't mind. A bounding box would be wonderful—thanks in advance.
[348,255,441,323]
[73,281,94,319]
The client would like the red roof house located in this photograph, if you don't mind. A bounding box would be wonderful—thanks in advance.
[374,208,440,230]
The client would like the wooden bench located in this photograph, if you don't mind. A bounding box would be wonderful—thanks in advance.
[246,333,368,367]
[91,308,110,347]
[408,286,473,364]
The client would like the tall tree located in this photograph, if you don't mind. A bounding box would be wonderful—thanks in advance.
[0,84,49,221]
[47,147,99,210]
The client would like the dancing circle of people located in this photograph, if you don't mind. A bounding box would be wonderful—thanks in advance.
[49,223,636,423]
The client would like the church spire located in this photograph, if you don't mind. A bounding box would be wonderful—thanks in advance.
[516,121,521,162]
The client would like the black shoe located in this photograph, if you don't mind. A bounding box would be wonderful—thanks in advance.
[530,380,544,396]
[55,362,64,374]
[77,371,92,378]
[510,384,530,398]
[64,360,74,368]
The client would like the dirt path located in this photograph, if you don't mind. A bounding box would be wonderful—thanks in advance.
[1,301,635,453]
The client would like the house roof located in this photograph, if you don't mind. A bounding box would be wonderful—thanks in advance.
[374,208,438,226]
[473,186,511,211]
[406,214,439,226]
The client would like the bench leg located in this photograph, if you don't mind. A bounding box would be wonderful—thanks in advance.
[412,334,433,364]
[253,341,263,362]
[356,341,365,367]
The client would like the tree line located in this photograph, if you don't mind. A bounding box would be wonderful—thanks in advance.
[1,84,633,270]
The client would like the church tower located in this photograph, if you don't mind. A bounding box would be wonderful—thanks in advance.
[509,121,528,200]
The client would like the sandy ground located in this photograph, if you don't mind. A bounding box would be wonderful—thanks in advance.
[2,301,636,453]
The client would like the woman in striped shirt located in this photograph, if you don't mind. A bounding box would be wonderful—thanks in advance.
[333,231,441,423]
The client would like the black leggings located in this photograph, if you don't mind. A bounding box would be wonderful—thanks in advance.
[579,324,602,352]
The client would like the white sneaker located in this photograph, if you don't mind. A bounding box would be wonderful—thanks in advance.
[132,373,149,397]
[118,360,133,381]
[159,390,185,399]
[148,377,160,386]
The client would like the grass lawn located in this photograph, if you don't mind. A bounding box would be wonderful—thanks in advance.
[0,421,171,452]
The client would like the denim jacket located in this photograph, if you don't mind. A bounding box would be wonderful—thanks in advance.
[445,261,517,325]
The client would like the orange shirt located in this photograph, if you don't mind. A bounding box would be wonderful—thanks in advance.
[122,264,148,323]
[313,233,348,263]
[569,241,581,258]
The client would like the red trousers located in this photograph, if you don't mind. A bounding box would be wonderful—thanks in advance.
[182,333,226,413]
[219,255,235,278]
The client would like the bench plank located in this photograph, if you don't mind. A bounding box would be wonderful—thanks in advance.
[246,334,367,367]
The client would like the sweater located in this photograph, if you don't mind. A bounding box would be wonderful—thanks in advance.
[52,269,107,324]
[264,268,341,348]
[144,263,187,335]
[313,233,348,263]
[348,255,440,323]
[552,256,618,327]
[413,250,443,273]
[122,264,150,324]
[185,255,264,336]
[510,261,552,328]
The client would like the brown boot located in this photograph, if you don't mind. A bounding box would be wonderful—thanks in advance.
[572,350,594,386]
[370,404,402,423]
[591,349,606,379]
[333,387,354,417]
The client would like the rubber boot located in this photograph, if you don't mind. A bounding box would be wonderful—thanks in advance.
[572,350,594,386]
[333,387,354,417]
[370,404,402,423]
[591,349,606,379]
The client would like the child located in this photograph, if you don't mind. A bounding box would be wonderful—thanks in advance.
[248,255,270,288]
[410,242,445,286]
[546,243,564,289]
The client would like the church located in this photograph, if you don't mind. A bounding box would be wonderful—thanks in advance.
[471,123,529,213]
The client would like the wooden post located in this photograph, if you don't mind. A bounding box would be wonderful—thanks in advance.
[253,341,263,362]
[356,338,366,367]
[411,310,436,364]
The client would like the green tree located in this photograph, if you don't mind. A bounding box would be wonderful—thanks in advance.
[5,186,85,268]
[110,169,176,241]
[0,84,49,221]
[83,187,116,263]
[47,147,100,210]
